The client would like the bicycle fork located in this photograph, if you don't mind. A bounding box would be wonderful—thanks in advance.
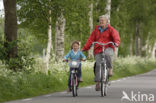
[104,63,107,82]
[71,73,78,86]
[100,64,107,81]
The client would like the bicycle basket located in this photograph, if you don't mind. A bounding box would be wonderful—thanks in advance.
[69,61,80,68]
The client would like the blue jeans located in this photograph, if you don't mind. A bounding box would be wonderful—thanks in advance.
[68,63,81,88]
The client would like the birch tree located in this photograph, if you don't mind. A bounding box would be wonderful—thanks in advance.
[45,10,52,73]
[17,0,61,73]
[105,0,119,58]
[105,0,111,24]
[88,1,94,59]
[152,42,156,58]
[55,11,65,61]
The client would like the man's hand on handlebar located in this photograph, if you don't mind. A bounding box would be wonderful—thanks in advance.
[81,49,85,52]
[92,42,119,47]
[114,43,119,47]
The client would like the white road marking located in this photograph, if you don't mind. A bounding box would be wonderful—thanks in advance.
[116,80,121,82]
[111,80,115,83]
[85,86,92,89]
[121,78,126,80]
[60,92,66,94]
[22,98,32,101]
[44,94,52,97]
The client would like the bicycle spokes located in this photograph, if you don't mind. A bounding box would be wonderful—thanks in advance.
[71,73,79,97]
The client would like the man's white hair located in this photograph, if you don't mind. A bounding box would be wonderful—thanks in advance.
[99,15,109,22]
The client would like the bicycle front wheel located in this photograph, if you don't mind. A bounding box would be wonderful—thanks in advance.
[100,64,105,97]
[71,75,77,97]
[101,81,104,96]
[104,68,109,96]
[100,64,108,96]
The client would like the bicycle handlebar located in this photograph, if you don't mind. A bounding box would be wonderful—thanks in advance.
[92,42,115,47]
[63,59,85,63]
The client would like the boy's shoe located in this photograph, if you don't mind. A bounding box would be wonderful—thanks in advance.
[66,88,71,92]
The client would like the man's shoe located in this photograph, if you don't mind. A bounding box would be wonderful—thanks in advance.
[95,83,100,91]
[109,69,113,77]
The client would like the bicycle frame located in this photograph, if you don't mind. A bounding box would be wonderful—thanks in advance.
[63,60,82,97]
[68,60,80,97]
[92,42,115,96]
[93,42,114,81]
[71,68,78,86]
[101,45,108,82]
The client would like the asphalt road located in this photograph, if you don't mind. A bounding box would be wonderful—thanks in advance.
[6,69,156,103]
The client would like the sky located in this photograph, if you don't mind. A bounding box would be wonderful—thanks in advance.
[0,0,3,9]
[0,0,4,16]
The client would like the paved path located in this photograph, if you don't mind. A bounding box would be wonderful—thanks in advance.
[6,69,156,103]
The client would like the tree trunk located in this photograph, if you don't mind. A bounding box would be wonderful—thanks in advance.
[152,42,156,58]
[129,33,133,56]
[45,10,52,73]
[3,0,17,71]
[135,22,141,56]
[105,0,120,59]
[105,0,118,58]
[105,0,111,24]
[88,2,94,59]
[55,12,65,61]
[144,33,150,56]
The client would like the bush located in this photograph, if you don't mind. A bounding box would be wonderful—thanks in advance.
[0,40,35,71]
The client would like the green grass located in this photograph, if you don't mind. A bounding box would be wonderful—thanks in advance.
[0,56,155,103]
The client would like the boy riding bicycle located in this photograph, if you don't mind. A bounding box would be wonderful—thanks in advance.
[63,41,86,92]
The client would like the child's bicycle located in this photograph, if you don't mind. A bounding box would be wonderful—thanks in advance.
[92,42,115,96]
[65,60,83,97]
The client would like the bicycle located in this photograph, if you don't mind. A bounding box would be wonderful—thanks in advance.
[92,42,115,96]
[66,60,81,97]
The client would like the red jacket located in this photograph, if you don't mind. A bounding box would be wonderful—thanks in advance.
[82,24,120,56]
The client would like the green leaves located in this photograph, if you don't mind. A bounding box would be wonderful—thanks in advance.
[15,0,156,56]
[111,0,156,56]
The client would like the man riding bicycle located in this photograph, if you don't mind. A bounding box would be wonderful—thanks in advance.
[81,15,120,91]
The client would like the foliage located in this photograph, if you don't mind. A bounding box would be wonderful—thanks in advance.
[0,39,35,71]
[16,0,91,55]
[1,17,35,71]
[0,0,155,67]
[111,0,156,56]
[14,0,156,57]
